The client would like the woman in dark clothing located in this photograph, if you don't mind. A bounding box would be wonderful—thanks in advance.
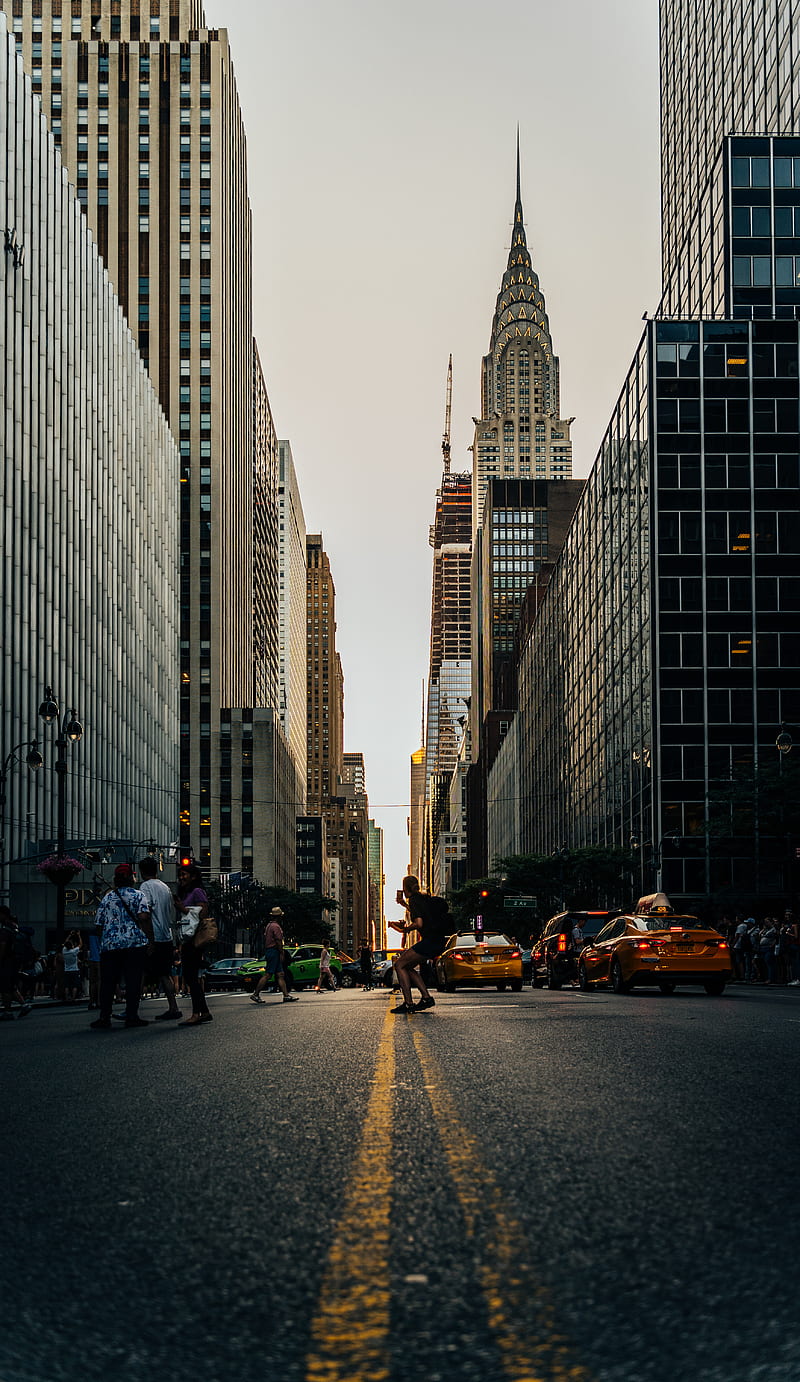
[175,864,212,1026]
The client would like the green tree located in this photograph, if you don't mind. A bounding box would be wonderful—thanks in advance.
[205,879,336,956]
[449,846,637,937]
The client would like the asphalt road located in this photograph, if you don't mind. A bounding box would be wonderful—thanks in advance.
[2,982,799,1382]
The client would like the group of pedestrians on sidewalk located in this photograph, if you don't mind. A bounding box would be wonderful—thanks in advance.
[730,912,800,985]
[90,860,213,1030]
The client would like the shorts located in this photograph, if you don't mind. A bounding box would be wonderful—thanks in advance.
[264,946,282,978]
[63,970,81,989]
[147,941,174,979]
[406,937,444,961]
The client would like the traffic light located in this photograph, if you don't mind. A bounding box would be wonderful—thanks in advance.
[479,888,490,901]
[179,853,193,869]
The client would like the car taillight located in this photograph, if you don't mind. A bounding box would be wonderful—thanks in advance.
[716,940,729,949]
[509,950,521,959]
[557,934,567,952]
[636,940,655,951]
[452,952,465,960]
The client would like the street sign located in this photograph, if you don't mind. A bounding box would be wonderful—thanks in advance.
[504,896,537,909]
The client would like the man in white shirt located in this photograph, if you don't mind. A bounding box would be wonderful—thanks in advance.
[138,856,181,1019]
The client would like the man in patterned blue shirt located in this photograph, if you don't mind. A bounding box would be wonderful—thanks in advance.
[90,864,153,1030]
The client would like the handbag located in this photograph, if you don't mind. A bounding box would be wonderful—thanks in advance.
[193,914,218,948]
[178,905,202,941]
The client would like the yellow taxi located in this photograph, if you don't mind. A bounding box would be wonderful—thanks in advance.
[577,893,732,996]
[435,931,523,993]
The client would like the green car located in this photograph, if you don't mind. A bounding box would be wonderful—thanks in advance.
[238,945,342,992]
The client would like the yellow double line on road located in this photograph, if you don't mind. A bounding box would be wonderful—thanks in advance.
[304,1011,592,1382]
[304,1011,396,1382]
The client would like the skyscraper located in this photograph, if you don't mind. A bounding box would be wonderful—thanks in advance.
[471,148,573,533]
[513,0,800,908]
[422,465,471,886]
[660,0,800,316]
[306,535,344,816]
[464,151,582,878]
[4,0,274,878]
[367,819,385,947]
[1,14,179,930]
[278,441,308,801]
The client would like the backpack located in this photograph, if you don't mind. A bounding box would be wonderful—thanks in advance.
[12,930,36,971]
[426,895,451,925]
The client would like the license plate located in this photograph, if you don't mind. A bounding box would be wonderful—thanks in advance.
[477,955,496,963]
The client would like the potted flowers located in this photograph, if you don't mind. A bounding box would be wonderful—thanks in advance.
[37,854,83,886]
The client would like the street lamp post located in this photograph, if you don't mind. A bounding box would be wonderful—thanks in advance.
[551,846,569,911]
[0,739,44,906]
[38,688,83,943]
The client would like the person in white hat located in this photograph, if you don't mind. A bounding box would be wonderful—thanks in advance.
[249,906,298,1004]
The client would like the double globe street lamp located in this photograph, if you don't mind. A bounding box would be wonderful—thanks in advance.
[38,688,83,942]
[0,739,44,906]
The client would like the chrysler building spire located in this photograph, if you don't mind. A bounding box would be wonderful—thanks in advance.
[471,140,574,528]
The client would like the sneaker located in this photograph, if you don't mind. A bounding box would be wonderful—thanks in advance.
[112,1012,128,1021]
[89,1017,112,1030]
[249,993,263,1004]
[391,1002,415,1015]
[17,1004,33,1018]
[282,994,299,1003]
[155,1009,182,1020]
[414,996,435,1011]
[198,1012,213,1022]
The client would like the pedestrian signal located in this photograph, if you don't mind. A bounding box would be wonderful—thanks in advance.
[179,854,193,869]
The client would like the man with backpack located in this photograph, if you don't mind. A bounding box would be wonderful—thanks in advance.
[389,875,450,1015]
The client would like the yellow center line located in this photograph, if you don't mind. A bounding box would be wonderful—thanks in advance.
[304,1009,396,1382]
[412,1029,594,1382]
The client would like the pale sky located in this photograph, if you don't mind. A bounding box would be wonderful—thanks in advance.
[206,0,663,915]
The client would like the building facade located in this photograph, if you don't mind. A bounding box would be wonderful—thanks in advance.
[519,312,800,906]
[278,440,308,799]
[306,534,344,815]
[660,0,800,317]
[422,469,471,885]
[367,818,385,947]
[408,745,426,881]
[3,0,271,879]
[296,815,326,897]
[0,14,178,922]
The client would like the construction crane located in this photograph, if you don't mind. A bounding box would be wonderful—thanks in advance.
[442,354,452,475]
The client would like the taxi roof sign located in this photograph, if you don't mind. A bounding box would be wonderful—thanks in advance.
[635,892,674,916]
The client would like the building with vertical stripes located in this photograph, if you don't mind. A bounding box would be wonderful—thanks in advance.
[0,12,178,933]
[2,0,278,880]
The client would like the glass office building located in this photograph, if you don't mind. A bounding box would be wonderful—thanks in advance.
[518,313,800,905]
[1,16,179,918]
[504,4,800,909]
[660,0,800,316]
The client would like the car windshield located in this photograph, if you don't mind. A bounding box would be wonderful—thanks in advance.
[455,933,512,948]
[631,916,712,933]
